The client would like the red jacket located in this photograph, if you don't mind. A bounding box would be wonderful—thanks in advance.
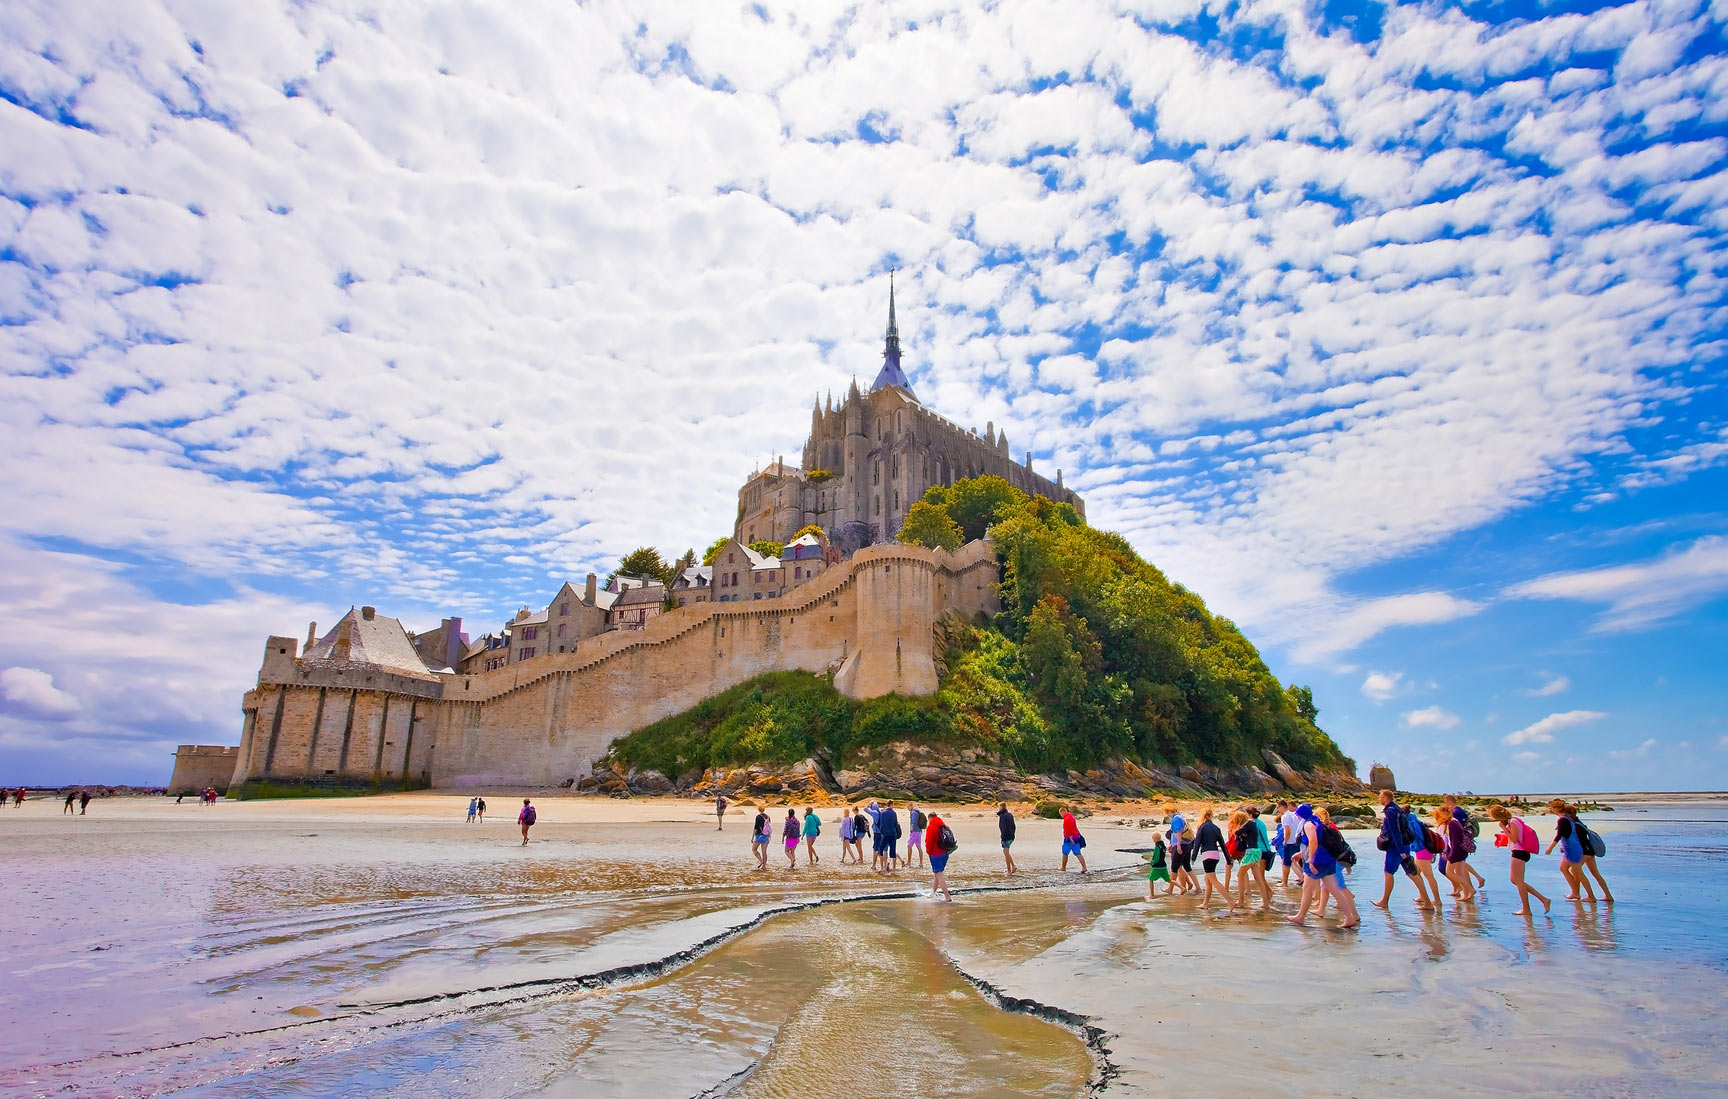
[1061,811,1081,840]
[926,814,945,852]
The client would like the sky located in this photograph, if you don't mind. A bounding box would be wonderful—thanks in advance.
[1,0,1725,792]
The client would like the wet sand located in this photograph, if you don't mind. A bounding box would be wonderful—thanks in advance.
[2,794,1724,1095]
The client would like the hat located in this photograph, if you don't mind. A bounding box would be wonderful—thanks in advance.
[1295,803,1315,821]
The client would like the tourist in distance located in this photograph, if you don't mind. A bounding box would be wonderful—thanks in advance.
[63,790,76,814]
[802,807,821,865]
[13,786,25,807]
[517,798,536,846]
[1278,800,1303,888]
[997,802,1018,875]
[476,796,487,822]
[1372,789,1436,912]
[906,803,926,869]
[782,808,801,869]
[1442,794,1488,894]
[1165,804,1196,894]
[837,804,857,863]
[466,797,478,824]
[1487,804,1552,916]
[1145,830,1172,897]
[1545,799,1594,902]
[1193,808,1234,912]
[853,803,871,865]
[750,805,771,871]
[866,800,885,871]
[876,801,902,872]
[1561,802,1614,902]
[927,810,955,902]
[715,793,728,831]
[79,790,90,815]
[1058,808,1089,874]
[1434,806,1476,902]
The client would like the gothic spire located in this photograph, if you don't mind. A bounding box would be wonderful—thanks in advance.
[870,269,915,396]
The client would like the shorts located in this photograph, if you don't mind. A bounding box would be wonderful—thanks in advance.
[753,835,769,846]
[929,853,949,873]
[1511,850,1531,863]
[1303,860,1342,888]
[1173,847,1193,873]
[1450,851,1468,864]
[1383,848,1404,876]
[1001,838,1014,849]
[873,835,887,854]
[909,834,924,849]
[886,840,899,860]
[1148,867,1170,883]
[1061,838,1084,857]
[784,837,798,851]
[1280,842,1299,866]
[1200,854,1222,874]
[1415,849,1433,863]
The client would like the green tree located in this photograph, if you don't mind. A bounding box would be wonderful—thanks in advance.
[749,540,785,558]
[790,524,827,544]
[701,537,732,566]
[617,546,671,584]
[897,499,963,550]
[942,475,1024,542]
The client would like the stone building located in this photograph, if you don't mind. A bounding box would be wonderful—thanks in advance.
[734,277,1085,548]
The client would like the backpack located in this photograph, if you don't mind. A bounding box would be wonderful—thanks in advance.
[1225,836,1240,859]
[936,824,958,853]
[856,813,870,836]
[1513,818,1540,853]
[910,809,925,832]
[1316,823,1357,868]
[1457,824,1477,856]
[1398,807,1421,850]
[1422,822,1444,855]
[1461,810,1480,839]
[1575,821,1606,858]
[522,806,537,826]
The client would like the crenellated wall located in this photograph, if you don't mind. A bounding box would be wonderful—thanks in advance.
[228,540,1000,791]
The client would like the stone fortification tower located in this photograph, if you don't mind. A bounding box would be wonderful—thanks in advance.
[735,275,1085,547]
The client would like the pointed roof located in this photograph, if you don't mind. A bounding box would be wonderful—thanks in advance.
[870,271,915,396]
[303,607,442,681]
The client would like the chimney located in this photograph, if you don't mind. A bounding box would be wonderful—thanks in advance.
[585,573,598,606]
[306,621,317,649]
[332,619,352,661]
[361,605,376,621]
[1057,468,1064,488]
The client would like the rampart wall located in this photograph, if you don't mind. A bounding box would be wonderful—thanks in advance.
[229,541,999,791]
[167,745,240,793]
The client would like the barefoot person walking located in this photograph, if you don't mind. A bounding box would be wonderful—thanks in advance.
[1563,802,1614,902]
[997,802,1018,875]
[1488,804,1552,917]
[517,798,537,846]
[802,807,822,865]
[751,805,771,871]
[782,809,801,869]
[1443,795,1488,894]
[1194,808,1234,912]
[715,793,729,831]
[1435,806,1476,902]
[1372,789,1436,912]
[1059,809,1089,874]
[927,811,956,902]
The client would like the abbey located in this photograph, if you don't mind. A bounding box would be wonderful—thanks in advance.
[735,277,1085,549]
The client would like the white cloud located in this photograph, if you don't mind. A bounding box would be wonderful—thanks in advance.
[1513,751,1542,764]
[1403,705,1461,730]
[1503,709,1608,746]
[1530,674,1571,697]
[0,667,81,720]
[1608,737,1657,760]
[1361,670,1404,701]
[1505,536,1728,632]
[1294,593,1485,662]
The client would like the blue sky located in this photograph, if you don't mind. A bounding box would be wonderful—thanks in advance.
[1,0,1725,791]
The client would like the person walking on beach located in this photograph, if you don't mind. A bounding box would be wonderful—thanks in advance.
[715,793,729,830]
[997,802,1018,875]
[1443,795,1488,894]
[854,804,871,865]
[1233,809,1273,912]
[1059,808,1089,874]
[1545,799,1594,902]
[1372,790,1435,912]
[1278,800,1303,888]
[1561,802,1614,902]
[476,797,487,822]
[927,811,956,902]
[782,809,801,869]
[876,801,902,872]
[63,790,76,814]
[906,804,926,870]
[13,787,25,807]
[802,807,821,864]
[1165,804,1196,894]
[1194,808,1233,912]
[79,790,89,815]
[466,797,478,823]
[1488,804,1551,916]
[1288,804,1359,928]
[517,798,537,845]
[1435,806,1476,902]
[838,805,857,863]
[1146,830,1172,897]
[751,806,771,870]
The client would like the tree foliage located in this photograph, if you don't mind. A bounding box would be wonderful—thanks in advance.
[790,524,827,544]
[617,546,673,584]
[897,499,963,551]
[701,537,731,566]
[749,540,785,559]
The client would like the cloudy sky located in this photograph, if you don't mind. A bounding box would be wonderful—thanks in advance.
[2,0,1724,791]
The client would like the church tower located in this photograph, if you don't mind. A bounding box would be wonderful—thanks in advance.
[870,271,914,394]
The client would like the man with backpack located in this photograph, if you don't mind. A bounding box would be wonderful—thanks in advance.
[876,801,902,873]
[518,798,537,846]
[926,811,957,901]
[1372,789,1436,912]
[906,804,927,869]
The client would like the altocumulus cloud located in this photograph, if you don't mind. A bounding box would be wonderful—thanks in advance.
[1504,710,1609,747]
[1,0,1726,778]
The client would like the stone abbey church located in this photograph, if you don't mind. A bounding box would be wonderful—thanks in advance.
[178,281,1092,795]
[735,278,1084,550]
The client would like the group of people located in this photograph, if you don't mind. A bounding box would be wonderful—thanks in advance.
[464,796,489,823]
[1137,790,1615,928]
[740,798,962,898]
[61,789,92,814]
[9,786,26,807]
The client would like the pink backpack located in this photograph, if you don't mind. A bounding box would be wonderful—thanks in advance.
[1512,818,1539,853]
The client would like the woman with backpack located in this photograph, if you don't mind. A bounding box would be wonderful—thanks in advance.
[1442,795,1488,894]
[1411,812,1446,910]
[1194,808,1234,912]
[782,808,801,869]
[1560,802,1614,903]
[837,805,857,864]
[1487,804,1551,916]
[852,805,871,865]
[1434,806,1476,902]
[1287,803,1359,928]
[926,812,955,902]
[1544,799,1594,902]
[1232,809,1273,912]
[802,807,822,866]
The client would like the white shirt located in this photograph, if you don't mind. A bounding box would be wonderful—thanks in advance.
[1280,811,1301,845]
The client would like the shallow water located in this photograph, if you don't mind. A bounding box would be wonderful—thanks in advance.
[2,796,1725,1096]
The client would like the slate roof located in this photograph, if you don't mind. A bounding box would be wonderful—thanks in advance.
[303,608,442,681]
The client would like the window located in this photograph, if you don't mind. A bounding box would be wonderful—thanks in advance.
[559,602,568,616]
[521,647,536,659]
[891,455,898,478]
[753,593,761,600]
[893,490,899,510]
[873,463,880,485]
[732,571,739,585]
[728,552,735,563]
[794,567,802,579]
[521,626,537,641]
[874,495,880,514]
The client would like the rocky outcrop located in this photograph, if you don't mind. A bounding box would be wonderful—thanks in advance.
[590,741,1366,801]
[1368,763,1396,791]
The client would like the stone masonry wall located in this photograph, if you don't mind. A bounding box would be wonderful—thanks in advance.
[229,541,1000,790]
[167,745,240,794]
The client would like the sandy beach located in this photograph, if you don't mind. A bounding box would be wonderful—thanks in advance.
[3,792,1725,1096]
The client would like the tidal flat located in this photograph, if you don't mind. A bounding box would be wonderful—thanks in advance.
[2,793,1724,1096]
